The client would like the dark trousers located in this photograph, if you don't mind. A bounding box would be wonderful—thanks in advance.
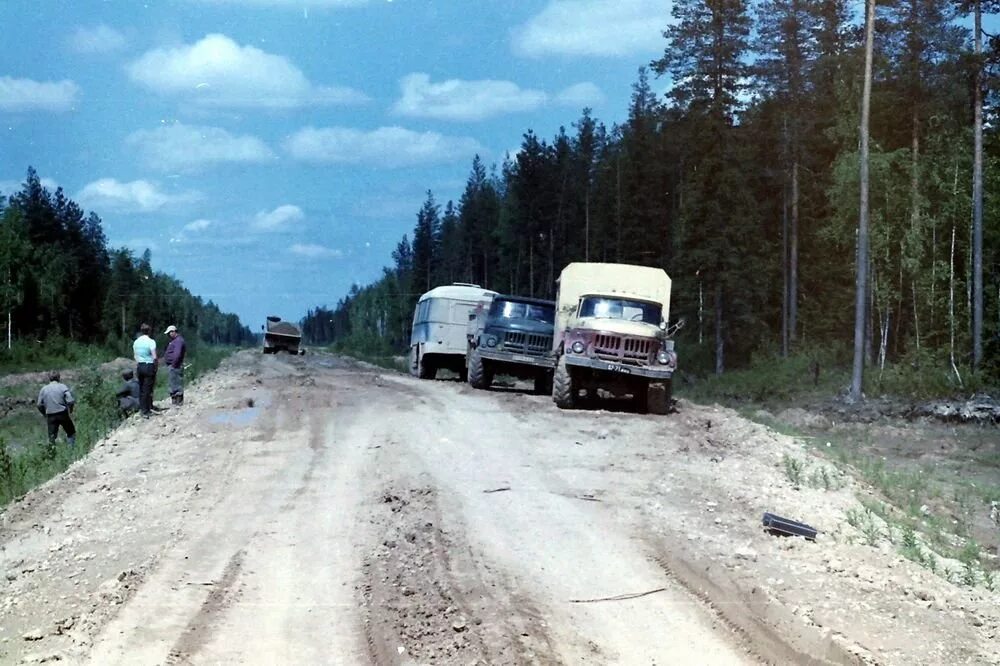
[137,362,156,415]
[46,411,76,443]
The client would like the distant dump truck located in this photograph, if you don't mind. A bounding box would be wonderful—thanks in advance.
[262,316,304,354]
[466,295,556,394]
[552,263,677,414]
[410,283,498,379]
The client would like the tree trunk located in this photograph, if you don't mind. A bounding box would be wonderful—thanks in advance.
[615,155,622,262]
[790,159,799,345]
[714,283,724,376]
[910,106,921,357]
[782,181,789,357]
[972,0,984,369]
[850,0,875,402]
[950,223,963,385]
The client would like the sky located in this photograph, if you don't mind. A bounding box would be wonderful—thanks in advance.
[0,0,675,328]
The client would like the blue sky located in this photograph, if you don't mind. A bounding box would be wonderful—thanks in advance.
[0,0,673,328]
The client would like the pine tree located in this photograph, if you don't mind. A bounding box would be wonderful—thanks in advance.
[652,0,755,373]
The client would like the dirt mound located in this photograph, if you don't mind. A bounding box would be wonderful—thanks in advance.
[1,357,135,389]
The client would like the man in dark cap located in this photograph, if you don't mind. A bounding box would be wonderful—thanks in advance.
[36,371,76,448]
[116,369,140,416]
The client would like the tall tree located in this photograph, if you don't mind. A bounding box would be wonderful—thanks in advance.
[755,0,820,350]
[653,0,754,374]
[411,191,441,292]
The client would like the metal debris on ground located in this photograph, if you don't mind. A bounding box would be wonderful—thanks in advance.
[762,512,818,540]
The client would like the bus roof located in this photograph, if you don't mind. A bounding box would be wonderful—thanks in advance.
[417,284,498,302]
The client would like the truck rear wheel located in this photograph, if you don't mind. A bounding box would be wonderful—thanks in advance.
[468,347,491,389]
[411,346,436,380]
[553,356,576,409]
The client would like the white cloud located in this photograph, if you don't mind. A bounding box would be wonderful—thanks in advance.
[126,34,368,109]
[555,82,605,107]
[285,126,483,168]
[126,123,274,172]
[513,0,667,58]
[393,73,547,122]
[289,243,342,258]
[253,204,304,231]
[76,178,200,213]
[0,77,80,112]
[184,218,213,232]
[68,24,127,54]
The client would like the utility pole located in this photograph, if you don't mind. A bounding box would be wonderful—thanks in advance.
[851,0,876,402]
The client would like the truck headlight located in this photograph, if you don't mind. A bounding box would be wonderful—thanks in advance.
[571,340,585,354]
[486,335,498,347]
[656,349,677,366]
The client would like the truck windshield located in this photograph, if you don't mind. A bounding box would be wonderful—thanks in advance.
[578,297,661,324]
[489,300,555,324]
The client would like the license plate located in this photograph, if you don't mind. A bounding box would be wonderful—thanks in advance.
[606,364,631,374]
[512,355,532,362]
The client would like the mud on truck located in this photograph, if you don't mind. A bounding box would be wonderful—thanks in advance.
[262,316,305,354]
[466,295,556,394]
[552,263,678,414]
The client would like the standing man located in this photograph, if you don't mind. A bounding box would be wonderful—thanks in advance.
[133,323,157,418]
[163,324,186,406]
[37,371,76,448]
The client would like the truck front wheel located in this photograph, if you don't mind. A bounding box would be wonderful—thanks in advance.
[468,347,491,389]
[647,380,671,415]
[552,356,576,409]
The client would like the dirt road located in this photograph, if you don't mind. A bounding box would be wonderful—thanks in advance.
[1,351,998,665]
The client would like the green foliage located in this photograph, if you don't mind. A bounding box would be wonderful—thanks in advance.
[295,0,1000,392]
[0,346,235,508]
[684,346,849,403]
[1,171,254,353]
[782,454,805,485]
[846,504,884,546]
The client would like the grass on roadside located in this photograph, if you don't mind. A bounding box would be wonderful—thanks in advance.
[1,346,237,508]
[0,338,115,375]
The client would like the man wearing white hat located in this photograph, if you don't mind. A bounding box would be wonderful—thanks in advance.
[163,325,186,406]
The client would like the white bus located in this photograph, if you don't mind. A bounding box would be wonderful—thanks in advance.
[410,283,497,379]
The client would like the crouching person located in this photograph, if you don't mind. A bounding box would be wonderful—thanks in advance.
[37,371,76,448]
[117,369,140,416]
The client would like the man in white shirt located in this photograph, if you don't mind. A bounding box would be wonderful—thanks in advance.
[132,323,158,418]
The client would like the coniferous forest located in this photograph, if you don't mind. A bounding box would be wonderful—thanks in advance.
[0,168,254,355]
[304,0,1000,389]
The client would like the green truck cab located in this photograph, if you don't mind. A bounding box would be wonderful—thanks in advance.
[466,295,556,394]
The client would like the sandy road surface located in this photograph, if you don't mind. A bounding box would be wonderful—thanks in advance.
[1,351,998,665]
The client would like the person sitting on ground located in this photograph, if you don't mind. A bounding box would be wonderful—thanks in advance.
[116,369,140,416]
[36,371,76,448]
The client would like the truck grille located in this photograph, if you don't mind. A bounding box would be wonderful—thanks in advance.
[503,331,551,355]
[593,334,654,365]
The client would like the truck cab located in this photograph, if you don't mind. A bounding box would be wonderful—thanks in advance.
[466,295,556,393]
[552,263,678,413]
